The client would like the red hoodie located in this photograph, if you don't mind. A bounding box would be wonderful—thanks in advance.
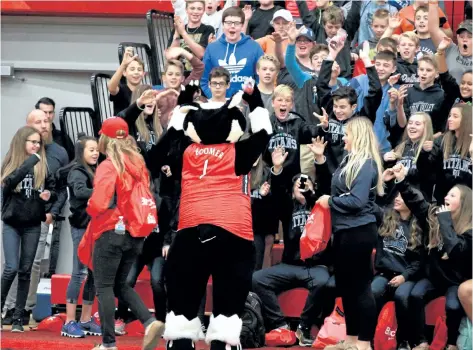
[78,155,150,269]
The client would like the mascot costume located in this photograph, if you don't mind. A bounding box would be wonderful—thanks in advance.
[155,84,272,350]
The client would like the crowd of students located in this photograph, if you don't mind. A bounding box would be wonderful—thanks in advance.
[1,1,472,350]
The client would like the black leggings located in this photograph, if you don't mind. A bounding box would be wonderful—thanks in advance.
[333,222,378,342]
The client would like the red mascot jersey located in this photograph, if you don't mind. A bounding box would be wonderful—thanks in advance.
[178,143,253,241]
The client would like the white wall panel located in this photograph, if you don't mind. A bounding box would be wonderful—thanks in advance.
[1,15,152,274]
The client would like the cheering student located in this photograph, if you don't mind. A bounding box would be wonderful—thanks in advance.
[1,126,55,332]
[108,47,146,116]
[417,103,472,204]
[382,112,434,203]
[317,117,384,350]
[78,118,163,350]
[393,163,472,350]
[436,36,472,108]
[372,168,424,350]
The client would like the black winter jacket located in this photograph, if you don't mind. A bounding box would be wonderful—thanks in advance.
[67,164,95,228]
[2,155,56,227]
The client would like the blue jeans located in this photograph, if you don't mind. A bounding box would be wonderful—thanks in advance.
[371,275,416,344]
[410,278,464,346]
[1,223,41,320]
[66,227,95,304]
[252,263,330,330]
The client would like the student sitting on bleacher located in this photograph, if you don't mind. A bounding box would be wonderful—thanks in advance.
[371,168,425,350]
[393,164,472,350]
[108,47,145,116]
[253,138,332,347]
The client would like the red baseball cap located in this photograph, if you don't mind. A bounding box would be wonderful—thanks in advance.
[99,117,129,139]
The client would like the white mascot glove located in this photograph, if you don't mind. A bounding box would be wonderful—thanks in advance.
[249,107,273,135]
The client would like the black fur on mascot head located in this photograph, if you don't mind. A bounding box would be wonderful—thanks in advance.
[168,80,272,145]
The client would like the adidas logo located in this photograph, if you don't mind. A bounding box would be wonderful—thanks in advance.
[230,75,251,83]
[218,53,247,75]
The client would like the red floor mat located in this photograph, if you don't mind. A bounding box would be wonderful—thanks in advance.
[0,330,306,350]
[0,330,172,350]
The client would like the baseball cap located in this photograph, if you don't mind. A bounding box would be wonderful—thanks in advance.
[270,9,293,25]
[457,20,472,34]
[297,26,315,42]
[99,117,129,139]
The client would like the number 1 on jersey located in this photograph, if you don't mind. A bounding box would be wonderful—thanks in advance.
[199,159,209,179]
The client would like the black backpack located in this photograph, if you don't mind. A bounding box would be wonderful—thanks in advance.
[240,292,266,348]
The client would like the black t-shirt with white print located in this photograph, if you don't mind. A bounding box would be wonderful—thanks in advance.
[110,83,132,116]
[167,24,215,71]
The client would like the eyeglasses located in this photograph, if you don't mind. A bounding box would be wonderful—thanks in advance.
[223,20,242,27]
[26,140,42,146]
[210,81,228,88]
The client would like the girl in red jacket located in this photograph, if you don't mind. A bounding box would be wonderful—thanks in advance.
[79,117,163,350]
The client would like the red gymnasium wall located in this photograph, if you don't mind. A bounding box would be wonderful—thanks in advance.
[0,1,175,17]
[0,1,465,29]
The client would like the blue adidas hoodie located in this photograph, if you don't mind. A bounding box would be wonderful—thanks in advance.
[349,75,399,154]
[201,33,264,98]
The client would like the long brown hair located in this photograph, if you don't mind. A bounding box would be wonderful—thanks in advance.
[442,104,472,160]
[67,135,97,178]
[98,134,144,177]
[1,126,48,191]
[379,208,422,250]
[130,84,164,145]
[427,185,473,250]
[394,112,434,162]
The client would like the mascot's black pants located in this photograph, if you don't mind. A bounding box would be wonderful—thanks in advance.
[163,224,254,350]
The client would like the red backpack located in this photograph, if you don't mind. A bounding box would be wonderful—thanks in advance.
[121,180,158,238]
[430,316,448,350]
[374,301,398,350]
[313,298,346,349]
[300,204,331,260]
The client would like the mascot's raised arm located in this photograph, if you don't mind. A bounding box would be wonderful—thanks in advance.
[153,83,272,350]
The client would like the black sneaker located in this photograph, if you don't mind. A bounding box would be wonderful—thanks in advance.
[11,319,24,332]
[397,341,411,350]
[22,310,31,325]
[295,324,314,347]
[2,309,14,325]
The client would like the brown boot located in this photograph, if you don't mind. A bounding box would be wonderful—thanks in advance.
[143,320,165,350]
[325,341,351,350]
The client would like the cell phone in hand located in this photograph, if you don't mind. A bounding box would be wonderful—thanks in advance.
[299,174,308,190]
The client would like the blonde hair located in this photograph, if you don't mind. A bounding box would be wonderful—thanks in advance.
[98,134,145,177]
[394,112,434,162]
[427,185,473,250]
[163,59,185,76]
[272,84,294,100]
[130,84,164,145]
[418,54,439,71]
[379,209,422,250]
[322,6,344,25]
[340,117,384,196]
[1,126,48,191]
[442,104,472,159]
[373,8,390,21]
[257,55,281,72]
[399,31,420,47]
